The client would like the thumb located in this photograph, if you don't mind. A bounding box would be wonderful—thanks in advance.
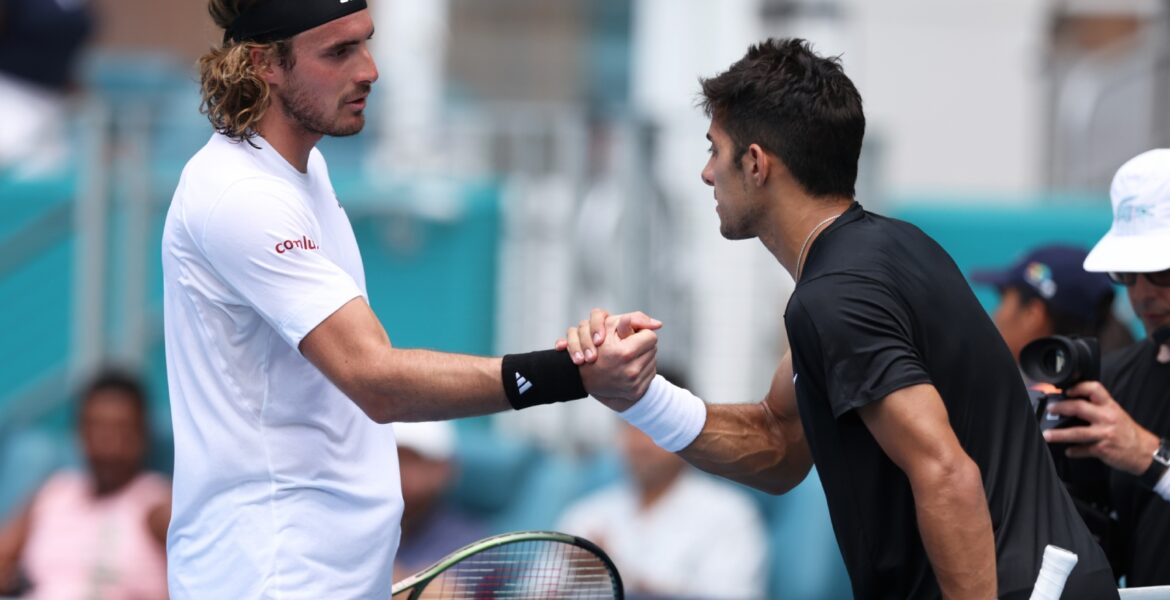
[614,314,635,339]
[624,311,663,332]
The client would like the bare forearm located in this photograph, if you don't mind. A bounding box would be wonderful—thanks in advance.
[147,500,171,547]
[346,348,510,423]
[912,459,996,599]
[679,402,811,495]
[0,505,29,593]
[0,552,17,595]
[300,299,515,423]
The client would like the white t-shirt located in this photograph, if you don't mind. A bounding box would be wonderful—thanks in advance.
[557,470,768,600]
[162,133,401,599]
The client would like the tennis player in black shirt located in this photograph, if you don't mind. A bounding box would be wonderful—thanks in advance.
[563,39,1117,599]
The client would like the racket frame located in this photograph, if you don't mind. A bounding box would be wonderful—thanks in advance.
[391,530,624,600]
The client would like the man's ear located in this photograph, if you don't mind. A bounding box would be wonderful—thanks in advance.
[249,46,281,86]
[744,143,771,187]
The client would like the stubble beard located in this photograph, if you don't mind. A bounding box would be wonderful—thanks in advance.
[278,80,366,138]
[718,178,761,241]
[719,209,760,240]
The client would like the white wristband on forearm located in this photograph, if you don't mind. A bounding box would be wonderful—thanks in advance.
[1155,469,1170,503]
[617,375,707,452]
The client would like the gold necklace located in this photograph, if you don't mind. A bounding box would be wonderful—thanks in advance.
[795,214,840,282]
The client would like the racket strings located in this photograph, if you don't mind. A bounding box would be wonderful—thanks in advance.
[425,540,619,599]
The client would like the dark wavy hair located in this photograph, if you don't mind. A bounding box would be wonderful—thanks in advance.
[700,38,865,198]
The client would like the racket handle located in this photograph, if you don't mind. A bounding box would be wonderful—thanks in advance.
[1029,545,1078,600]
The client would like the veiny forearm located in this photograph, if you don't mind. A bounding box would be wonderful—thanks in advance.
[910,457,996,599]
[345,348,511,423]
[679,402,812,495]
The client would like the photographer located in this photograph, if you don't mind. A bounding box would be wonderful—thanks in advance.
[971,244,1131,366]
[1042,149,1170,586]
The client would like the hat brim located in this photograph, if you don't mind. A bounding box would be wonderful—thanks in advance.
[969,268,1012,288]
[1084,231,1170,273]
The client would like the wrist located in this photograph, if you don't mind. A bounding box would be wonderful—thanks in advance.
[1138,437,1170,490]
[501,350,587,410]
[617,375,707,452]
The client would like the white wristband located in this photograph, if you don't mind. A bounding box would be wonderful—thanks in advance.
[617,375,707,452]
[1154,467,1170,503]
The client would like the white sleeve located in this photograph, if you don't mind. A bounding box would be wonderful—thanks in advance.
[195,179,364,349]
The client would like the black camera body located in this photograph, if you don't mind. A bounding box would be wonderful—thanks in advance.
[1019,335,1099,434]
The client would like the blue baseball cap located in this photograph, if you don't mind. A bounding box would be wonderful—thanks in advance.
[971,244,1115,322]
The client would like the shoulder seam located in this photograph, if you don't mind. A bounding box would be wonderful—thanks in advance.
[196,175,302,255]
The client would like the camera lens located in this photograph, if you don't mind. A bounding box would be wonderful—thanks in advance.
[1020,336,1100,388]
[1042,347,1067,377]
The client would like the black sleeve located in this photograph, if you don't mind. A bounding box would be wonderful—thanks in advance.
[787,274,932,418]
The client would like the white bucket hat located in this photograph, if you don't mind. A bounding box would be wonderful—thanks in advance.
[1084,149,1170,273]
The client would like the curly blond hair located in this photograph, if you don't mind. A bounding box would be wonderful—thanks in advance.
[198,0,294,142]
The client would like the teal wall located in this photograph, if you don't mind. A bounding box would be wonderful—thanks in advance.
[891,197,1117,318]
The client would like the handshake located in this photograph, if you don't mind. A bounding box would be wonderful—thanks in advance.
[554,308,663,413]
[538,307,709,455]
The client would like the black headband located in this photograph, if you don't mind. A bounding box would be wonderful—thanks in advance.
[224,0,368,44]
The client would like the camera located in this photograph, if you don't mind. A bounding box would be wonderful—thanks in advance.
[1019,335,1099,434]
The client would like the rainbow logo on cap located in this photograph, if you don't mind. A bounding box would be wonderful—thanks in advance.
[1024,262,1057,299]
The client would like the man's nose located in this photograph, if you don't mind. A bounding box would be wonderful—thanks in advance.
[358,46,378,84]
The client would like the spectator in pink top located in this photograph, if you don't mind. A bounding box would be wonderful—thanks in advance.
[0,370,170,599]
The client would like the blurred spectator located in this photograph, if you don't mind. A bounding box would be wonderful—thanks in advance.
[556,371,767,600]
[971,243,1133,364]
[0,369,169,599]
[0,0,94,178]
[392,421,488,580]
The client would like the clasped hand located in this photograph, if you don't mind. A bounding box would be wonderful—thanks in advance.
[556,308,661,412]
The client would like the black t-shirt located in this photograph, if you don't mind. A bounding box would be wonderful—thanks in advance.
[1063,338,1170,585]
[784,203,1115,599]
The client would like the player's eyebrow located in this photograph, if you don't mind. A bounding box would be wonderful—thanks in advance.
[325,26,374,53]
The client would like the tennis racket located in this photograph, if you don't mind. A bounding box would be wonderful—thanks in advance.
[1029,544,1078,600]
[391,530,624,600]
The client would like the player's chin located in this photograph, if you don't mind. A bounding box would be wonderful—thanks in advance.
[330,116,365,138]
[718,220,755,241]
